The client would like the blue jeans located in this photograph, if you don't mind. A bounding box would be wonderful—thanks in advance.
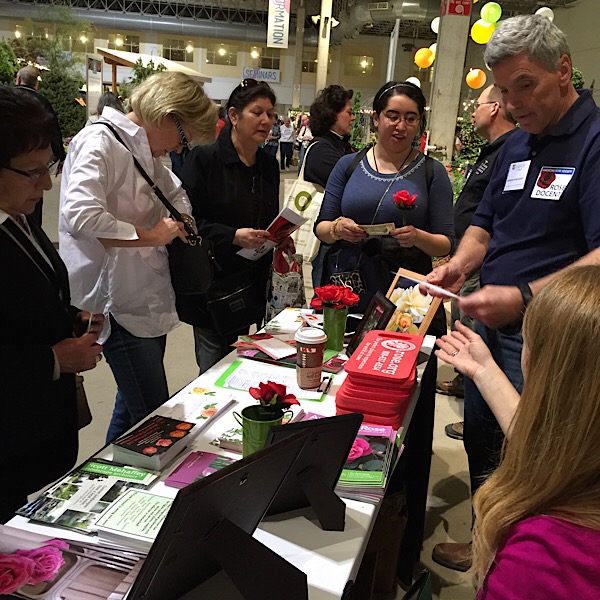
[103,315,169,443]
[463,322,524,496]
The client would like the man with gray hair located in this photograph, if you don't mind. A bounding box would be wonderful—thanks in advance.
[428,14,600,571]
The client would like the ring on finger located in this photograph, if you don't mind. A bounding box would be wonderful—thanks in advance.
[451,350,458,357]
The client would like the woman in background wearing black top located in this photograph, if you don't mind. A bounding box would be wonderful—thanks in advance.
[180,79,292,373]
[303,85,355,288]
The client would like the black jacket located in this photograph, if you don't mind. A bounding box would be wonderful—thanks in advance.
[0,216,79,519]
[454,129,516,240]
[179,126,279,327]
[304,130,353,188]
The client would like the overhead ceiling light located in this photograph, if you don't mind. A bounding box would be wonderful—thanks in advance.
[14,30,21,39]
[186,44,193,53]
[115,36,123,47]
[218,47,227,56]
[360,59,368,68]
[250,48,259,59]
[80,35,87,44]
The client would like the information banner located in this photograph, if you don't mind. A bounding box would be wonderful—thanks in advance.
[267,0,290,48]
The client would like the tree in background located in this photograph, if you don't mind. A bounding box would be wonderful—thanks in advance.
[118,58,167,102]
[10,5,92,137]
[0,41,17,84]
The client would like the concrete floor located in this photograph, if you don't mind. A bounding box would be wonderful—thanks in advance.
[41,165,474,599]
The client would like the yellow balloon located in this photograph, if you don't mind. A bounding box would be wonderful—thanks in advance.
[414,48,434,69]
[466,68,487,89]
[471,19,495,45]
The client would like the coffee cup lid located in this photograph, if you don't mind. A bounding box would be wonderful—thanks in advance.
[294,327,327,345]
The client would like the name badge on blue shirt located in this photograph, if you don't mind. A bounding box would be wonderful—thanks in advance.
[531,166,576,201]
[503,160,531,192]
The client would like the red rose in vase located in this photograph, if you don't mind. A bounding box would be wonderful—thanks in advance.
[249,380,299,411]
[310,284,360,310]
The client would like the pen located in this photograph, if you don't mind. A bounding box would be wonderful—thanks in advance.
[321,376,334,395]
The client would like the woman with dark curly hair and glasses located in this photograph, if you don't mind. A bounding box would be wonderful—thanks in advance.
[60,71,218,442]
[180,79,294,373]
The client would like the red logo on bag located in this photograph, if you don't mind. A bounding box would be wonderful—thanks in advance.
[381,340,417,352]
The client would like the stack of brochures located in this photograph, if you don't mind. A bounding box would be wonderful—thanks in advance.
[335,422,403,504]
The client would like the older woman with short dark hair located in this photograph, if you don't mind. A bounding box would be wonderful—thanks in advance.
[0,86,104,521]
[180,79,293,373]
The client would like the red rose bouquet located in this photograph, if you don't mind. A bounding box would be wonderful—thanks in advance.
[310,284,360,311]
[393,190,418,226]
[249,381,299,416]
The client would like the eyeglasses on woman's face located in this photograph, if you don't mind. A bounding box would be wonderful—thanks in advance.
[2,158,59,184]
[381,111,420,126]
[171,115,190,151]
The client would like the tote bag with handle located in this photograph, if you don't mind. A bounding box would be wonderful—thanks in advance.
[282,142,323,263]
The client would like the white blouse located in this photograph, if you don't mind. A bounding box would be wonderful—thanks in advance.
[59,107,192,341]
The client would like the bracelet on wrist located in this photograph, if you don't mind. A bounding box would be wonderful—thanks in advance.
[330,217,343,241]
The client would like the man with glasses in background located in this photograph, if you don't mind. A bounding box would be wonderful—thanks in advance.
[436,85,516,418]
[15,65,66,227]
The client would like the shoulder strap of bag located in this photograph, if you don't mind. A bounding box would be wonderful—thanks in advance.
[344,147,369,181]
[298,140,319,182]
[424,154,434,195]
[93,122,196,239]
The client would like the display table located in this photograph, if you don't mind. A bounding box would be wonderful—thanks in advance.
[8,336,435,599]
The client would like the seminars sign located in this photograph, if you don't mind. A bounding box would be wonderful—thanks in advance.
[267,0,290,48]
[242,67,281,83]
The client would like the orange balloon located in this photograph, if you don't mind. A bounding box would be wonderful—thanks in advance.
[414,48,434,69]
[466,68,487,89]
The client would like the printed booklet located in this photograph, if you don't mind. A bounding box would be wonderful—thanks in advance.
[16,461,157,535]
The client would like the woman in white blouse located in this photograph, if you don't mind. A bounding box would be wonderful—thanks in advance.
[59,72,217,442]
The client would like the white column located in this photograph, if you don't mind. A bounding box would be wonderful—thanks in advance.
[315,0,333,93]
[428,1,472,162]
[292,0,306,108]
[386,19,400,82]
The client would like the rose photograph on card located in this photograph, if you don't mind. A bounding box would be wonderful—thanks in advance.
[385,268,442,336]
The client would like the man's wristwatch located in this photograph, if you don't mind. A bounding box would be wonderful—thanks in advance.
[517,282,533,310]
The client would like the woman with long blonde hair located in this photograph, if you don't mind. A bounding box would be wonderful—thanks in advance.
[436,265,600,598]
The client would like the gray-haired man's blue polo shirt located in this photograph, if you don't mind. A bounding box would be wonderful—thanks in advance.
[471,90,600,286]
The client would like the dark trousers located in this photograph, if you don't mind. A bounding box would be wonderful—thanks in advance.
[464,322,524,496]
[386,353,438,587]
[264,143,278,157]
[279,142,293,169]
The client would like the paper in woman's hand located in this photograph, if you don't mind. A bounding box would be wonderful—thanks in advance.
[359,223,395,236]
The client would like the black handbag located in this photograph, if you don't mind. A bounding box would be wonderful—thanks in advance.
[95,122,215,296]
[205,268,267,335]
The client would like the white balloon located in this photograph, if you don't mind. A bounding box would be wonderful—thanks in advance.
[406,77,421,88]
[431,17,440,34]
[429,43,437,55]
[535,7,554,21]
